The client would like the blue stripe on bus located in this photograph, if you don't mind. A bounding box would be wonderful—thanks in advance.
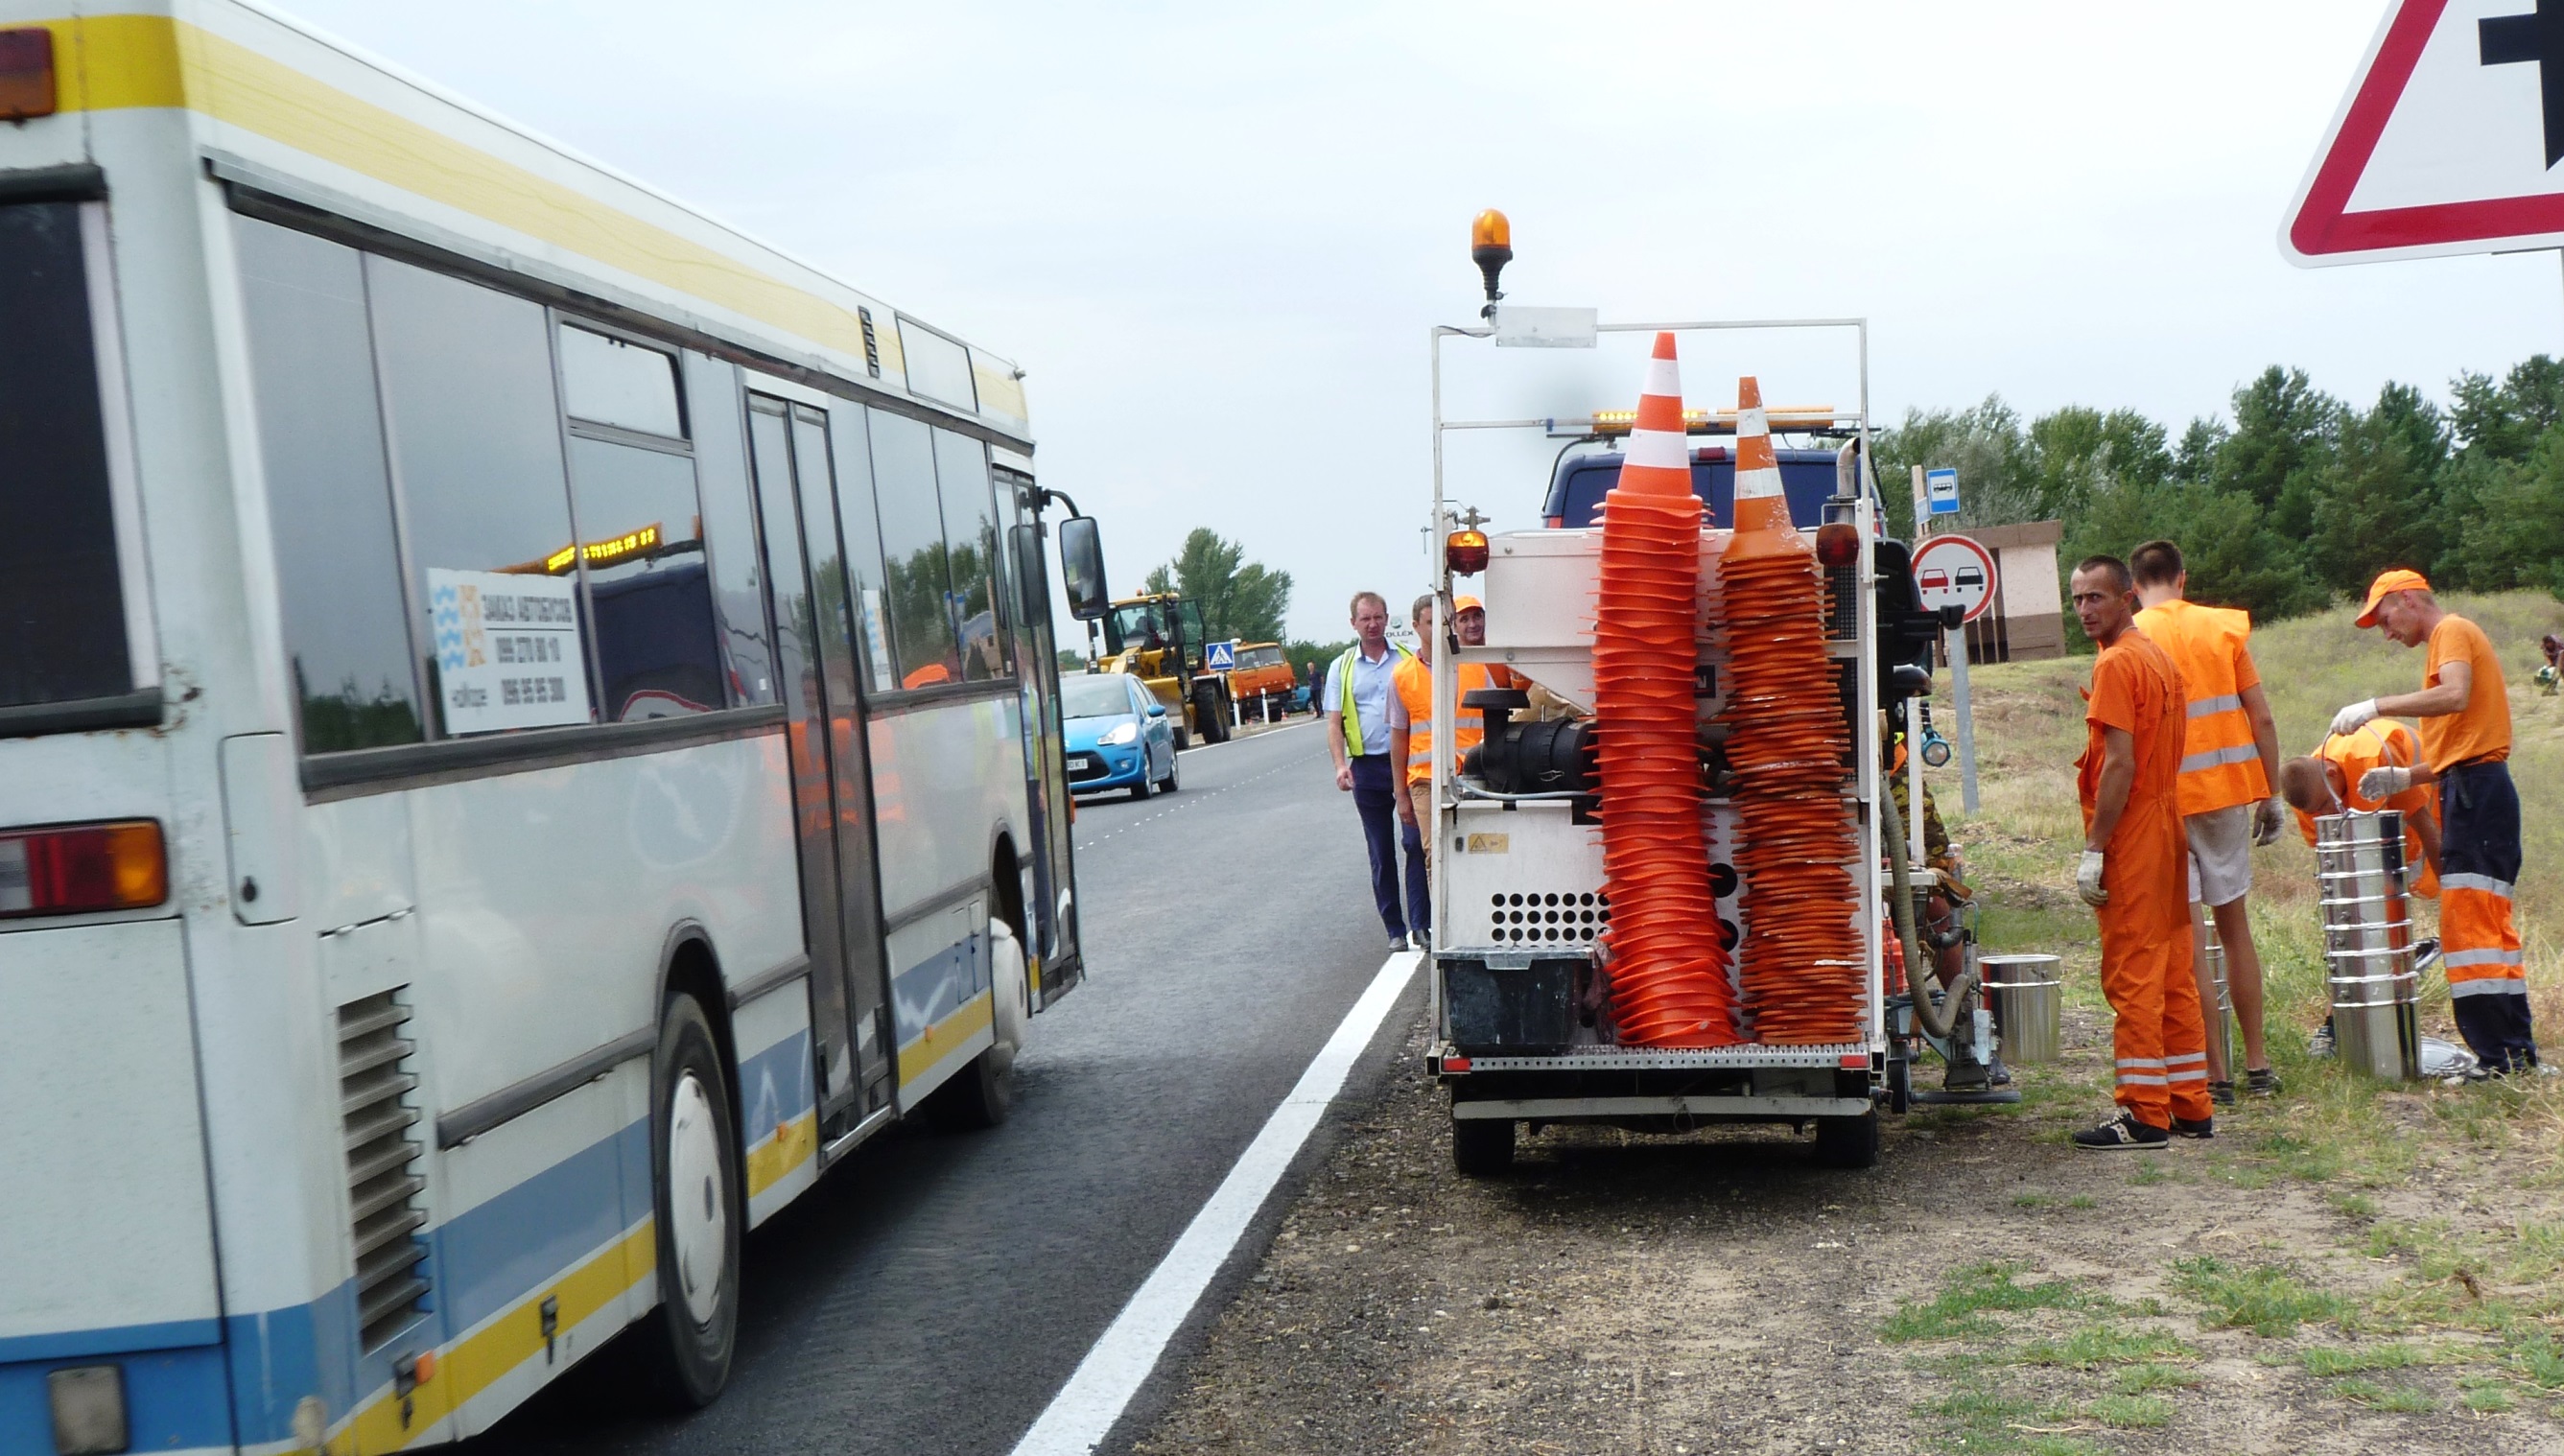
[0,1342,234,1456]
[735,1025,816,1152]
[9,1023,828,1450]
[891,929,987,1033]
[0,1318,220,1364]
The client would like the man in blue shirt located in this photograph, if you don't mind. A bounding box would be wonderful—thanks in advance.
[1326,591,1423,951]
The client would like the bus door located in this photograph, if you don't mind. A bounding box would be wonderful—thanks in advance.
[999,469,1082,1004]
[746,395,893,1130]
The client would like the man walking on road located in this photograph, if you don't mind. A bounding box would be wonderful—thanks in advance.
[2070,556,2215,1150]
[1390,595,1523,884]
[2331,570,2542,1075]
[2130,540,2286,1102]
[1327,591,1423,951]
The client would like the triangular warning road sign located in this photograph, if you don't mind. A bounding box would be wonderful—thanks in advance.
[2285,0,2564,267]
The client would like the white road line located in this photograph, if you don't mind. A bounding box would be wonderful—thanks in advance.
[1008,951,1423,1456]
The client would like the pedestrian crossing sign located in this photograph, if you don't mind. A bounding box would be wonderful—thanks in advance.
[1205,640,1236,670]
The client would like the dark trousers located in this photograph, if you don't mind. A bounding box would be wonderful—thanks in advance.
[1353,754,1427,939]
[2441,760,2537,1070]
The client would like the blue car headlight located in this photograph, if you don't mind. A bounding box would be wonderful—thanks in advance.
[1100,721,1140,746]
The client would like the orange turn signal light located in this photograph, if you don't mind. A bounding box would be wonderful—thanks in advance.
[0,28,57,122]
[0,820,168,918]
[1814,522,1862,568]
[1447,528,1491,576]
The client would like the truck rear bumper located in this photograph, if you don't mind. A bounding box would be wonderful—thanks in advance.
[1451,1094,1871,1120]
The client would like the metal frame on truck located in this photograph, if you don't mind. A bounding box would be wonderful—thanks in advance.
[1422,313,1894,1171]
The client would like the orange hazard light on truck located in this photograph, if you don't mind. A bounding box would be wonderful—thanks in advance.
[0,820,169,918]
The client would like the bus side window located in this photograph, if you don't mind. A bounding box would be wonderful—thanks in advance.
[232,216,426,752]
[866,411,957,691]
[366,256,592,737]
[933,429,1003,684]
[826,406,893,698]
[557,324,720,721]
[684,353,776,707]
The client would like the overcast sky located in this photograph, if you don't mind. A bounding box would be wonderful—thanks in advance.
[283,1,2562,644]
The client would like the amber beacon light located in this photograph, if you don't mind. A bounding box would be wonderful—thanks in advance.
[1446,528,1491,575]
[0,28,57,121]
[1470,209,1512,317]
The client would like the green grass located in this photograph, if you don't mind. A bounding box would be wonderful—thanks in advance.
[2333,1377,2435,1412]
[2015,1325,2194,1369]
[2109,1362,2198,1395]
[2172,1257,2345,1337]
[1882,1263,2102,1344]
[2300,1343,2427,1376]
[2082,1394,2172,1428]
[2129,1158,2170,1186]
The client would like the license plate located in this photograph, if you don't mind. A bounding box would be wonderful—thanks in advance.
[1068,754,1096,770]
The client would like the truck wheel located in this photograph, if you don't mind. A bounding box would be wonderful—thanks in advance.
[1814,1110,1881,1170]
[639,994,741,1407]
[1191,682,1230,744]
[1450,1114,1515,1176]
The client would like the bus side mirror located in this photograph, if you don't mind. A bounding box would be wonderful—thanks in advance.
[1059,516,1109,622]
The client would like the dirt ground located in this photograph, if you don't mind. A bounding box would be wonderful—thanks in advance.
[1135,1004,2564,1456]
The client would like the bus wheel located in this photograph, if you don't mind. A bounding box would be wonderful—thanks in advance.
[641,994,741,1407]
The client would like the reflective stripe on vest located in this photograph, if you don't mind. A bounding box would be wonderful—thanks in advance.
[1335,644,1412,759]
[1400,660,1515,779]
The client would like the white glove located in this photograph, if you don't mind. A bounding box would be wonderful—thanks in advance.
[2360,765,2415,801]
[2251,797,2284,847]
[2331,699,2379,737]
[2075,850,2108,907]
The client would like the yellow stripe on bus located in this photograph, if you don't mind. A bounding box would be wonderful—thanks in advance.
[41,13,921,383]
[745,1110,818,1197]
[896,990,994,1089]
[312,1219,657,1453]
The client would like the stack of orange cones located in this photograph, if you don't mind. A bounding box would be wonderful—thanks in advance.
[1718,376,1863,1045]
[1592,333,1738,1048]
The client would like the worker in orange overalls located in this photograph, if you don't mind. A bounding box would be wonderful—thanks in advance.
[2130,540,2285,1102]
[2330,570,2541,1076]
[1389,594,1523,882]
[2069,555,2215,1149]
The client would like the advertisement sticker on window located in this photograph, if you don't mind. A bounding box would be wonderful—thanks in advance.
[428,567,592,733]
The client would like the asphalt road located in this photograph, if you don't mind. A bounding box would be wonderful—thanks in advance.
[459,718,1423,1456]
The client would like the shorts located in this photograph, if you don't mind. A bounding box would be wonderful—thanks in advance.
[2185,802,2252,907]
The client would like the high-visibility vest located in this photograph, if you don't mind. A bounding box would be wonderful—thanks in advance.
[2133,599,2269,816]
[1392,657,1523,785]
[1334,643,1413,759]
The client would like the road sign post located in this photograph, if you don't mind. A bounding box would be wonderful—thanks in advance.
[1908,534,1999,816]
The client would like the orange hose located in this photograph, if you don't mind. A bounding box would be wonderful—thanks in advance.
[1717,376,1864,1045]
[1593,333,1738,1047]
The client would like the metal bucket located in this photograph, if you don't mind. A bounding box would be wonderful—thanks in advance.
[2315,810,2421,1081]
[2201,928,2236,1076]
[1981,952,2061,1065]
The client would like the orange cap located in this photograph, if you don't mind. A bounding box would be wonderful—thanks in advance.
[2354,568,2430,627]
[1452,595,1484,614]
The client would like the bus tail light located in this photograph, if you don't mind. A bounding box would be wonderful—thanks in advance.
[0,28,57,121]
[0,821,169,918]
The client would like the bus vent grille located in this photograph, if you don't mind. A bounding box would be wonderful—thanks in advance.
[338,989,431,1350]
[858,306,882,378]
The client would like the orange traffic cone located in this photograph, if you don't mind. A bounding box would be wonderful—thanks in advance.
[1593,333,1738,1048]
[1719,374,1862,1045]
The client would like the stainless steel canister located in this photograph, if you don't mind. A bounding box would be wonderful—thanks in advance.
[2315,810,2421,1081]
[1980,952,2061,1065]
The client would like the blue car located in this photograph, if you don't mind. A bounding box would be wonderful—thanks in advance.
[1063,672,1179,800]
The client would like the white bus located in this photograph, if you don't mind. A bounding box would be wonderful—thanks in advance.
[0,5,1111,1452]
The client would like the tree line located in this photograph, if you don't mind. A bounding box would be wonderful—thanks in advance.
[1871,355,2564,625]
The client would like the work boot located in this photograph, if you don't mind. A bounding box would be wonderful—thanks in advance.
[2307,1022,2336,1059]
[1988,1055,2012,1088]
[1389,934,1411,953]
[2072,1112,2169,1152]
[2208,1080,2235,1107]
[2171,1115,2215,1140]
[2246,1068,2282,1097]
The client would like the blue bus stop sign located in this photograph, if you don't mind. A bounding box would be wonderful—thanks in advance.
[1925,467,1960,516]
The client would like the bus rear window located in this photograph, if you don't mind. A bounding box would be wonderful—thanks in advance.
[0,200,135,714]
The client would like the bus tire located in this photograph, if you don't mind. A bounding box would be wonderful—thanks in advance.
[640,994,741,1408]
[1450,1113,1515,1176]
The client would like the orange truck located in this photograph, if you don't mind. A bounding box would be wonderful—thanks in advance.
[1226,642,1297,716]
